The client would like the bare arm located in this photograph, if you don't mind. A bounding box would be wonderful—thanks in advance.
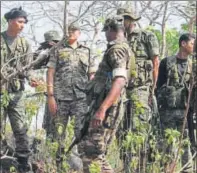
[152,55,159,93]
[47,67,55,96]
[92,77,126,128]
[100,77,126,112]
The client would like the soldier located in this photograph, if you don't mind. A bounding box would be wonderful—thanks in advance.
[81,16,132,173]
[116,8,160,172]
[157,33,195,172]
[33,30,61,70]
[33,30,61,137]
[47,22,96,171]
[1,7,35,172]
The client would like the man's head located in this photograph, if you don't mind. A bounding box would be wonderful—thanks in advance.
[4,7,28,34]
[179,33,195,55]
[102,16,125,42]
[68,22,81,44]
[117,8,141,34]
[41,30,61,46]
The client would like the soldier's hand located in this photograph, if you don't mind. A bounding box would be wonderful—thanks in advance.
[48,96,57,116]
[91,108,106,128]
[30,78,40,87]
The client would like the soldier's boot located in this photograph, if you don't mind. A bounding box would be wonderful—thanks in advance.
[17,157,31,173]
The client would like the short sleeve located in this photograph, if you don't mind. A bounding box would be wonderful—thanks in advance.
[108,46,128,79]
[47,48,57,69]
[147,32,159,59]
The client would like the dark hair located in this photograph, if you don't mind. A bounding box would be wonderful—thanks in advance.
[179,33,195,47]
[124,15,133,21]
[110,25,125,32]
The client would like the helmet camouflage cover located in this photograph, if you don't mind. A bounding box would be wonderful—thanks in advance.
[43,30,61,42]
[117,8,141,21]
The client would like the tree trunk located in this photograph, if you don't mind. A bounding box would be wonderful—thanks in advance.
[160,1,169,59]
[188,16,196,34]
[64,0,69,37]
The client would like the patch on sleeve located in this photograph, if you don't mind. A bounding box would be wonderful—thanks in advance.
[112,68,127,79]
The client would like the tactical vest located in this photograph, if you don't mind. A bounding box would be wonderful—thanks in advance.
[1,32,28,92]
[158,56,192,109]
[128,30,155,87]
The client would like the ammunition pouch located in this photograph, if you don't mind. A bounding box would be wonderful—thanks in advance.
[157,85,187,109]
[134,60,153,87]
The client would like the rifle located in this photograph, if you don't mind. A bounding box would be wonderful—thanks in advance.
[65,87,107,155]
[65,73,113,154]
[65,99,96,155]
[1,37,66,86]
[169,55,196,173]
[105,97,125,146]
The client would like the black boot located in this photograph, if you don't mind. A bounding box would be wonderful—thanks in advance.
[17,157,31,173]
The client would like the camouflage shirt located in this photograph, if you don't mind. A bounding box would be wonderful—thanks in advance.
[47,42,97,101]
[1,31,32,92]
[86,39,131,102]
[127,29,159,60]
[127,29,159,86]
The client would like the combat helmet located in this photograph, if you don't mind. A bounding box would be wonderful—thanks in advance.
[41,30,61,45]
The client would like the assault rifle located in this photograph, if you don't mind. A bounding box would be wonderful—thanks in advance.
[65,76,112,154]
[1,37,66,86]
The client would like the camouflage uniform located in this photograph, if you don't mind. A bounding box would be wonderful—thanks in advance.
[81,17,131,173]
[157,56,193,172]
[0,29,32,165]
[116,8,160,173]
[47,23,96,170]
[33,30,61,137]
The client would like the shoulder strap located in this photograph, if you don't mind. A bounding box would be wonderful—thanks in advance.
[181,57,192,85]
[166,55,176,86]
[18,37,27,53]
[1,32,9,51]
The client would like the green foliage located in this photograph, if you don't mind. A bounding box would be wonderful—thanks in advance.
[1,90,10,108]
[97,16,105,24]
[9,166,17,173]
[165,128,180,145]
[25,98,40,125]
[181,23,196,34]
[146,26,180,58]
[1,17,7,31]
[89,161,101,173]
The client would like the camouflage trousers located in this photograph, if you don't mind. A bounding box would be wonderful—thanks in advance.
[160,109,193,173]
[51,97,88,170]
[116,86,152,173]
[81,100,125,173]
[5,91,31,159]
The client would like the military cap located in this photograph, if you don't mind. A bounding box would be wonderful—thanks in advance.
[41,30,61,45]
[117,8,141,21]
[4,7,28,23]
[102,16,124,32]
[68,22,80,31]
